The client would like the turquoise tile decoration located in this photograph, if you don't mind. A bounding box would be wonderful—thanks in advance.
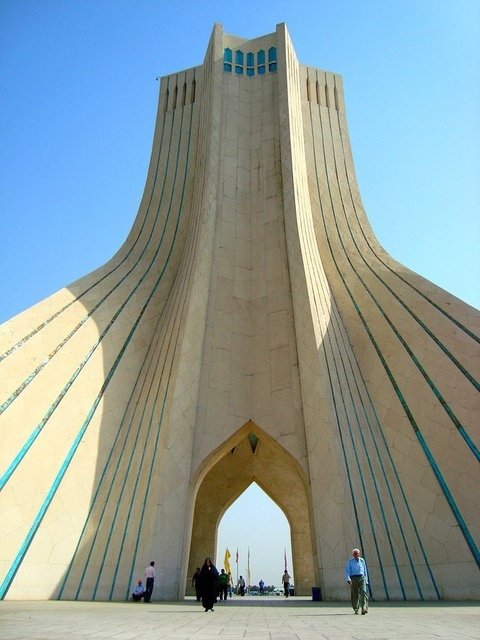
[223,46,277,76]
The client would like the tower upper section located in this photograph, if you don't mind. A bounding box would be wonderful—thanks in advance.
[158,23,344,116]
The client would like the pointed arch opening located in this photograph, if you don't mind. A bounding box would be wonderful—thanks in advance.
[185,421,317,596]
[216,482,293,592]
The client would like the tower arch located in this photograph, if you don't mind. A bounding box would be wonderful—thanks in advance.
[186,421,317,596]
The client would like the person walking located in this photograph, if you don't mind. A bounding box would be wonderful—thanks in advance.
[144,561,155,603]
[237,575,245,596]
[217,568,228,601]
[192,567,201,602]
[281,570,291,597]
[198,557,219,612]
[344,548,369,614]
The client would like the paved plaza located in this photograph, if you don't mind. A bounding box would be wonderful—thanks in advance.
[0,597,478,640]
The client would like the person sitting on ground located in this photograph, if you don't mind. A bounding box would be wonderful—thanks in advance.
[132,579,145,601]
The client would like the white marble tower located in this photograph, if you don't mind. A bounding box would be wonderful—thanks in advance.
[0,23,478,601]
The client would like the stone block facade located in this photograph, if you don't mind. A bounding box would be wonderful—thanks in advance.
[0,23,478,601]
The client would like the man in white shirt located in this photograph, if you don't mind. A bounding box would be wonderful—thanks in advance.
[144,561,155,603]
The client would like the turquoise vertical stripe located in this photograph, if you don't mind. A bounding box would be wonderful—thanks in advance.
[0,82,175,489]
[308,97,441,597]
[319,102,479,568]
[60,76,196,600]
[0,78,194,601]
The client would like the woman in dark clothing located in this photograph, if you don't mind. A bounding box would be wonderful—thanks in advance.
[198,557,219,612]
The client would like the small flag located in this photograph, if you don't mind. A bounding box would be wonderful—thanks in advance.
[236,548,239,563]
[284,547,288,571]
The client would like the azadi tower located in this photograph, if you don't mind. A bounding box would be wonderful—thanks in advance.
[1,23,478,602]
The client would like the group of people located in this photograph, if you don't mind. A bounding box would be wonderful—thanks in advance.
[131,561,156,603]
[131,548,369,616]
[192,558,245,611]
[190,550,368,615]
[191,557,224,611]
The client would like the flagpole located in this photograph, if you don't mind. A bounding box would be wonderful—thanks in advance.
[235,547,239,591]
[247,547,251,593]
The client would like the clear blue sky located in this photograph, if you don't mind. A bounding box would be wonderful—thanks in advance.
[216,482,293,589]
[1,0,478,588]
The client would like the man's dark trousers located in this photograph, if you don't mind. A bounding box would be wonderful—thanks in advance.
[144,578,154,603]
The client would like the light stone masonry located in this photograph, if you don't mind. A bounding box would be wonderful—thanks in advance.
[0,23,478,603]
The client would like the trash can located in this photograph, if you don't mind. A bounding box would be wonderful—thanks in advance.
[311,586,321,601]
[289,586,295,596]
